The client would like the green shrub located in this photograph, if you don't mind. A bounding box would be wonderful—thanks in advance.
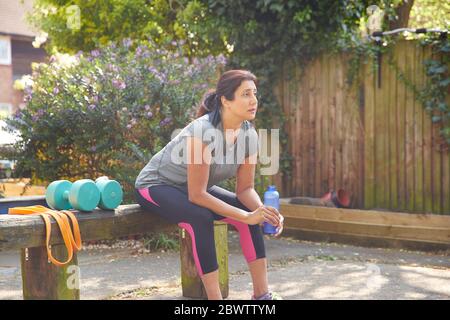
[142,231,179,252]
[8,39,226,203]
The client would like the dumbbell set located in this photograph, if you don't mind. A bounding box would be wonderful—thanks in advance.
[45,176,123,212]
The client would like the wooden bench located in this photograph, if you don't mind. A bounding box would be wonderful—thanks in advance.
[0,196,228,300]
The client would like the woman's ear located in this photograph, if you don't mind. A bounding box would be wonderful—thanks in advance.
[221,96,230,109]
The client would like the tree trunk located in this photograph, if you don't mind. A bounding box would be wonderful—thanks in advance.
[388,0,415,29]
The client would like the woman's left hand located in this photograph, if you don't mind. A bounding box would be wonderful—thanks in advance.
[264,206,284,237]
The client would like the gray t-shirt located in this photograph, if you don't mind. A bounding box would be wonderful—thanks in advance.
[135,112,258,191]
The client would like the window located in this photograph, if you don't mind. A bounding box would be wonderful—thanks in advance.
[0,37,12,65]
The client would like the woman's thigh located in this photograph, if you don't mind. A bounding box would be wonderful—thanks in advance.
[135,184,216,224]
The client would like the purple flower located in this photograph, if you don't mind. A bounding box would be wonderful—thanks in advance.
[171,40,177,46]
[144,104,150,111]
[108,64,119,72]
[146,111,153,119]
[24,87,33,96]
[160,117,172,127]
[122,38,132,48]
[37,109,45,116]
[154,72,166,83]
[136,46,142,56]
[216,54,227,66]
[88,104,96,110]
[148,66,158,74]
[49,55,56,63]
[90,146,97,152]
[32,115,39,121]
[90,50,100,57]
[92,95,99,103]
[53,87,59,95]
[14,111,23,119]
[184,68,194,77]
[112,79,126,90]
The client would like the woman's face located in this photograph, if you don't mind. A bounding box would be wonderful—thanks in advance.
[222,80,258,121]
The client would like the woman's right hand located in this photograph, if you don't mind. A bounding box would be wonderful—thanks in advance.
[245,206,281,226]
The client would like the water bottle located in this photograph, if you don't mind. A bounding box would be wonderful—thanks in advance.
[263,185,279,234]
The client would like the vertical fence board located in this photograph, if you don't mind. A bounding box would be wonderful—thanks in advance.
[329,56,337,190]
[443,89,450,214]
[364,56,376,209]
[422,45,434,213]
[297,67,303,195]
[315,58,323,196]
[389,48,398,209]
[430,48,442,214]
[308,61,317,196]
[396,42,407,211]
[405,42,416,212]
[374,52,385,207]
[324,55,331,196]
[414,42,425,212]
[336,56,344,192]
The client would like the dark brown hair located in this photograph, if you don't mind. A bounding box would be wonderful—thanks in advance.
[196,70,257,126]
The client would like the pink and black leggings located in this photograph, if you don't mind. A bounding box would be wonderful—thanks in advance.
[135,184,266,276]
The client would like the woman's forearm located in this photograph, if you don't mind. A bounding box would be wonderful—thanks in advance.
[189,192,250,223]
[236,188,264,212]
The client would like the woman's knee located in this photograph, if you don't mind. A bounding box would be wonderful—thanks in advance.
[186,207,215,228]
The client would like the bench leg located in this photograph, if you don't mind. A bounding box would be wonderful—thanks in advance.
[21,245,80,300]
[180,222,229,299]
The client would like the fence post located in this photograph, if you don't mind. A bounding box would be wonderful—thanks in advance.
[21,245,80,300]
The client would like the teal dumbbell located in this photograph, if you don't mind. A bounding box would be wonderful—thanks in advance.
[46,179,101,212]
[95,176,123,210]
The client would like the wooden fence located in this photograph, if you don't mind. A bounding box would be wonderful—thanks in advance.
[272,40,449,215]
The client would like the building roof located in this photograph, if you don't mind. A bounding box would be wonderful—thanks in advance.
[0,0,39,38]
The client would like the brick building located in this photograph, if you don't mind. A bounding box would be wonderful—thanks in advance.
[0,0,47,120]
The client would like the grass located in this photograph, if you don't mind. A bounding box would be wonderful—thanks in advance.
[142,231,180,252]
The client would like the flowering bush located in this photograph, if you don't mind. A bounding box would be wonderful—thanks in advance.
[8,39,226,202]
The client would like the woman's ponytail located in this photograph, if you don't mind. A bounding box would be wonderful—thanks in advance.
[196,90,220,118]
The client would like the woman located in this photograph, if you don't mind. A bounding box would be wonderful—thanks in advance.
[135,69,284,300]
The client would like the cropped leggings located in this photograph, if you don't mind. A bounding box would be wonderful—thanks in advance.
[135,184,266,276]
